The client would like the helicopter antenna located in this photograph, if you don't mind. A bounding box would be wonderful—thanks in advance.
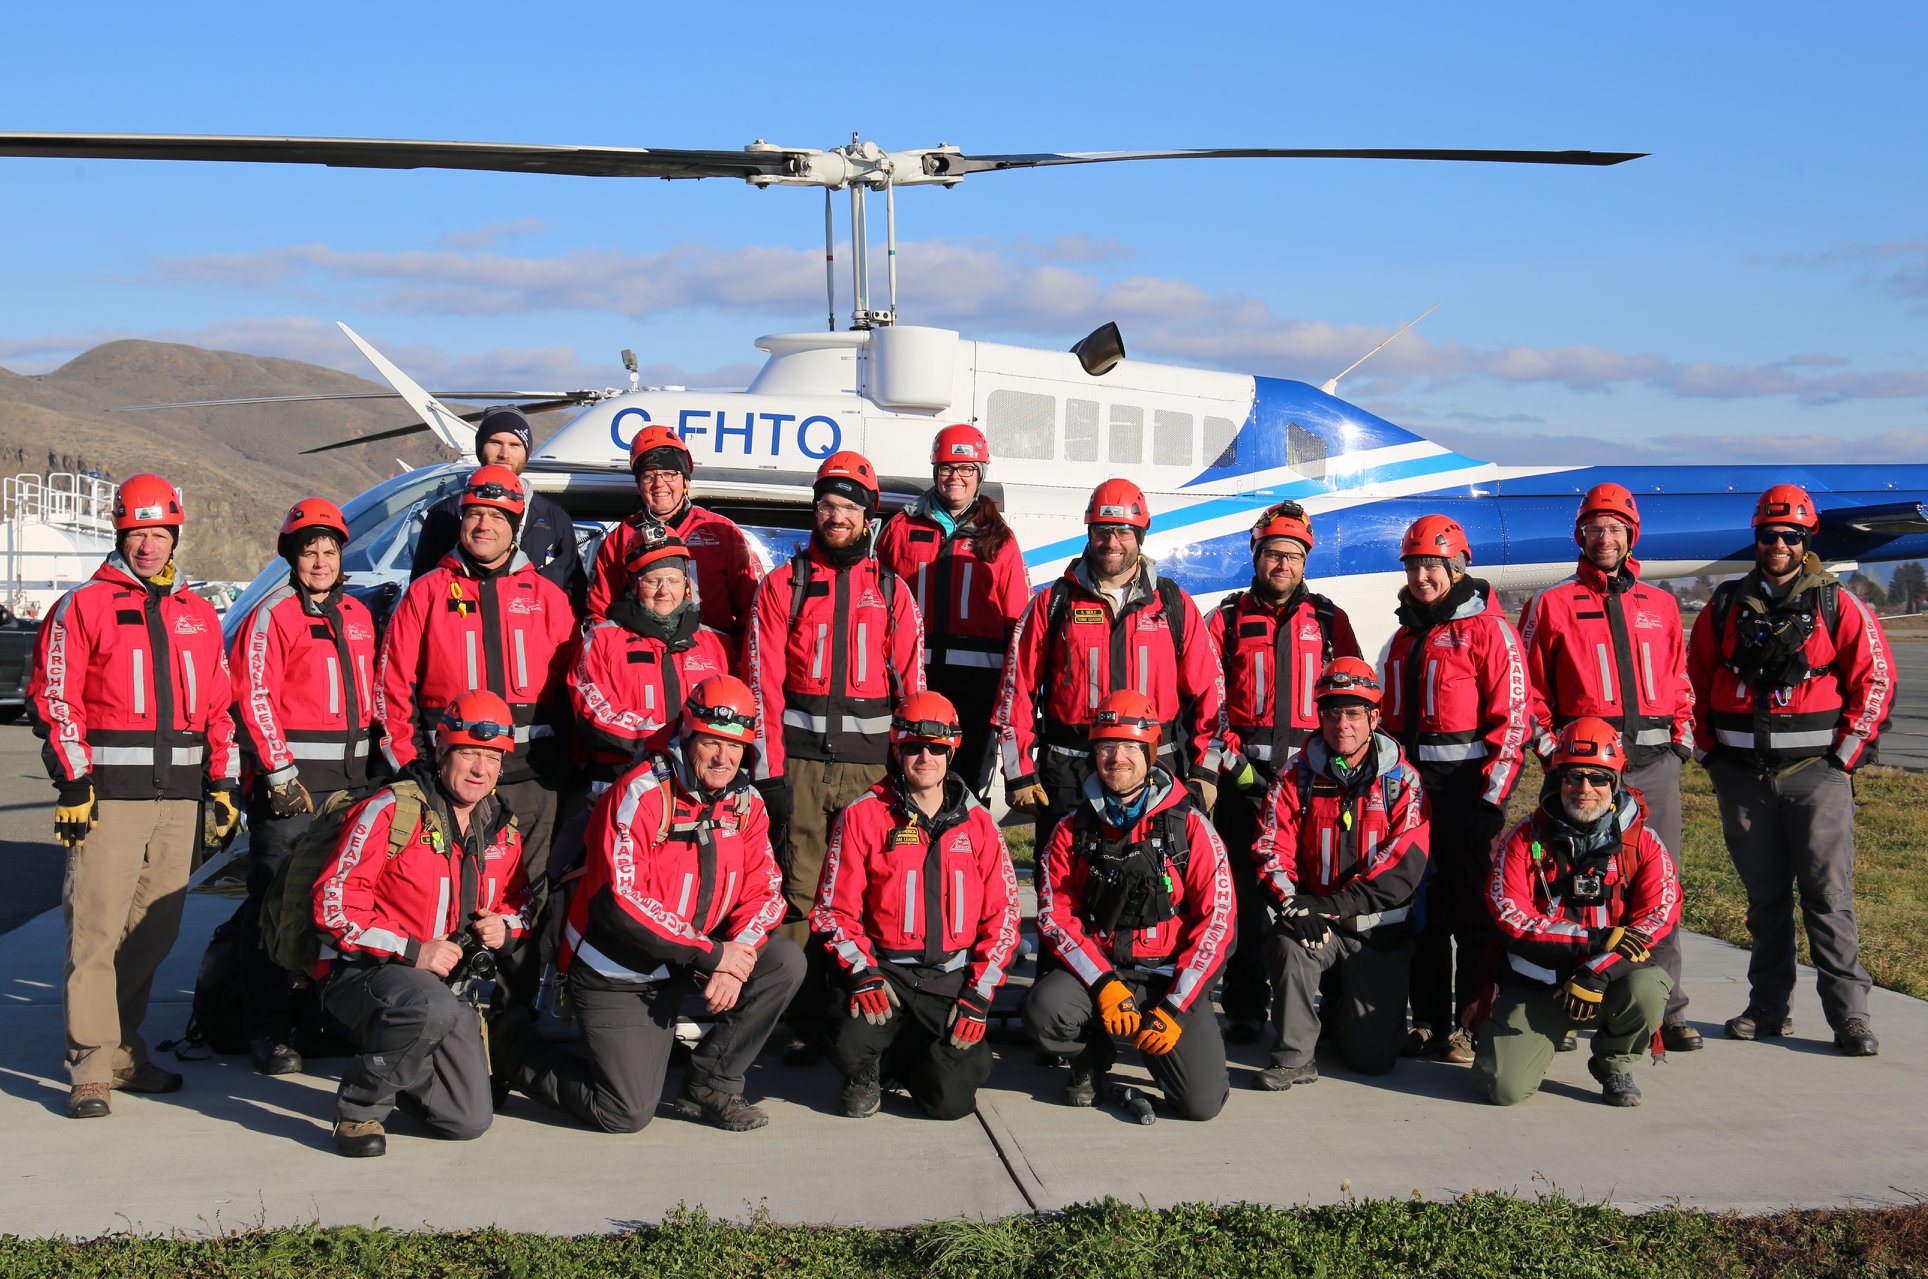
[1320,302,1441,395]
[823,188,835,333]
[885,169,899,324]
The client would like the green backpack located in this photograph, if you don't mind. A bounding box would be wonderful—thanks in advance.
[260,780,433,982]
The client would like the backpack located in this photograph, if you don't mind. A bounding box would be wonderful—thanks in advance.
[174,898,253,1057]
[1707,577,1839,688]
[260,780,433,981]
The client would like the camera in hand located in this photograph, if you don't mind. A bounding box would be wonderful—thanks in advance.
[455,931,498,982]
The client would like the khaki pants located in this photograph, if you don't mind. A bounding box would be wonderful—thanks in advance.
[1472,967,1671,1106]
[63,798,199,1085]
[776,758,887,938]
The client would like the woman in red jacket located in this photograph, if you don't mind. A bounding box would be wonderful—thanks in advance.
[875,424,1030,799]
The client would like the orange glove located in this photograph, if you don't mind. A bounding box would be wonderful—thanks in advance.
[1135,1003,1186,1056]
[1094,974,1141,1039]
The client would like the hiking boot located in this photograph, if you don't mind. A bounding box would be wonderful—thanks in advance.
[252,1038,303,1077]
[1441,1027,1477,1065]
[67,1082,111,1119]
[1557,1030,1579,1053]
[333,1118,386,1157]
[1252,1061,1318,1092]
[1401,1023,1435,1058]
[1660,1022,1703,1053]
[674,1083,770,1132]
[1064,1066,1104,1108]
[1724,1009,1792,1041]
[111,1061,183,1094]
[1833,1017,1879,1057]
[839,1072,882,1119]
[1588,1057,1642,1108]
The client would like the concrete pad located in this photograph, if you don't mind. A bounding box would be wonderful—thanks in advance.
[2,887,1926,1236]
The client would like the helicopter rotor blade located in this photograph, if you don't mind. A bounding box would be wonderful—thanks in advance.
[298,420,435,455]
[108,390,599,412]
[929,146,1646,178]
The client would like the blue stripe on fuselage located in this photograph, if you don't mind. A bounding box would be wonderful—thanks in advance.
[1181,375,1479,489]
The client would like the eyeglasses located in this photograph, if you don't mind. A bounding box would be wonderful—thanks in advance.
[934,464,979,478]
[1756,530,1806,546]
[1579,522,1629,539]
[898,741,953,758]
[441,715,512,741]
[1560,768,1616,790]
[464,482,520,503]
[1256,547,1306,565]
[638,469,685,482]
[814,498,865,517]
[691,705,756,731]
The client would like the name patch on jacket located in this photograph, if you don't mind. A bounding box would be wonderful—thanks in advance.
[1072,607,1106,625]
[891,827,922,846]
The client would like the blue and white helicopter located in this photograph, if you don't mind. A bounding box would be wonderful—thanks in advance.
[5,130,1926,655]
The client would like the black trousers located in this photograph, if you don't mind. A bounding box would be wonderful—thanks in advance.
[493,776,562,1017]
[239,802,317,1044]
[323,964,492,1139]
[1268,928,1413,1074]
[930,667,1003,801]
[1211,787,1274,1025]
[829,963,991,1120]
[1022,967,1228,1122]
[517,935,804,1134]
[1408,775,1504,1035]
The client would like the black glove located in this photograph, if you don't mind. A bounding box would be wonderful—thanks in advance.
[1562,966,1610,1023]
[755,776,793,834]
[1276,902,1332,951]
[54,777,98,850]
[266,776,314,820]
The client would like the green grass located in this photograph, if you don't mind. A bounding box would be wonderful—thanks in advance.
[2,1197,1923,1277]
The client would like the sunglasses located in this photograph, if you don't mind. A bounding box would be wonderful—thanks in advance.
[442,715,512,741]
[1756,530,1806,546]
[898,742,953,758]
[1560,768,1616,790]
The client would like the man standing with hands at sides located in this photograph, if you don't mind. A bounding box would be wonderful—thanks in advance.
[876,425,1031,801]
[813,691,1022,1120]
[744,451,925,1063]
[587,425,763,639]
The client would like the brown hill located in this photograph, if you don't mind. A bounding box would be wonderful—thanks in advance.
[0,341,460,579]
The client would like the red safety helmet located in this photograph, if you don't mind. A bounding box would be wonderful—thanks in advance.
[112,474,185,532]
[460,464,526,518]
[1250,500,1315,553]
[1089,688,1162,747]
[278,498,349,559]
[1574,482,1640,549]
[1313,656,1383,707]
[1399,514,1470,564]
[815,450,879,498]
[1549,716,1626,775]
[890,690,964,750]
[627,424,694,477]
[1085,478,1151,530]
[683,675,758,745]
[1753,483,1819,533]
[435,690,516,753]
[931,423,991,470]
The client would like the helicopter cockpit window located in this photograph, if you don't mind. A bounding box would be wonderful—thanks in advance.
[1065,398,1100,463]
[985,389,1056,460]
[1109,405,1144,465]
[1153,410,1194,466]
[1204,416,1238,470]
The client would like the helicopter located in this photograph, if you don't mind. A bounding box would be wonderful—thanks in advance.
[3,129,1925,658]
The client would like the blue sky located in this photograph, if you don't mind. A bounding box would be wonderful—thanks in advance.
[4,2,1926,466]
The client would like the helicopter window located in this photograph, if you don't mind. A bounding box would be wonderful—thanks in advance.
[985,390,1056,460]
[1287,422,1328,480]
[1109,405,1144,465]
[1204,416,1238,470]
[1065,399,1100,463]
[1153,411,1194,466]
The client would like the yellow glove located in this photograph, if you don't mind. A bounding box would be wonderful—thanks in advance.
[55,780,98,850]
[1094,974,1141,1039]
[1134,1004,1186,1056]
[1008,783,1049,811]
[1562,969,1608,1023]
[204,788,242,849]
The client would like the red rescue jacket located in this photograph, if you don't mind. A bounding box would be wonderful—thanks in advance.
[1486,787,1680,988]
[997,558,1229,789]
[30,554,240,801]
[1036,769,1235,1014]
[313,777,529,971]
[587,503,763,639]
[1686,565,1893,770]
[1378,576,1530,808]
[375,551,576,785]
[561,733,785,982]
[811,774,1022,1005]
[742,541,925,777]
[568,613,735,782]
[1208,584,1360,776]
[229,581,379,795]
[875,494,1031,676]
[1518,557,1693,760]
[1250,733,1427,935]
